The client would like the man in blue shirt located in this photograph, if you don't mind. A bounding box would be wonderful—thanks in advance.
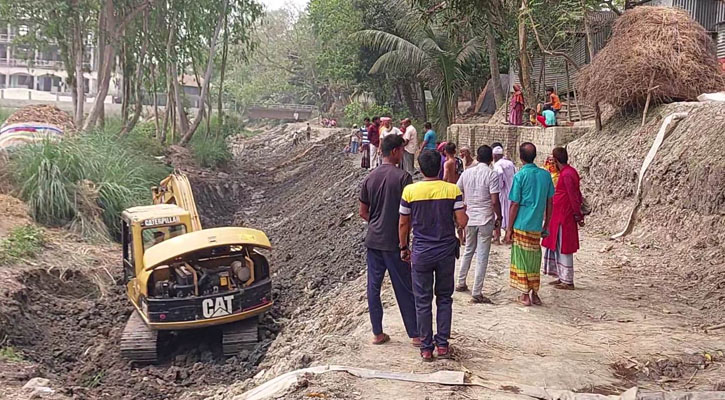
[420,122,437,151]
[504,142,554,307]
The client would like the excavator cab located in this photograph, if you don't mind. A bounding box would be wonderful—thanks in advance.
[119,173,274,363]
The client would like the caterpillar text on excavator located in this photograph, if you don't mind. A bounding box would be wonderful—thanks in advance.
[119,172,273,363]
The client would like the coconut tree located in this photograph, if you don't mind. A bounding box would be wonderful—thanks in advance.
[355,12,482,133]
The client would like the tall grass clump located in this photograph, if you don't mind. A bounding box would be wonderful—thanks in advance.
[6,128,170,240]
[190,133,232,169]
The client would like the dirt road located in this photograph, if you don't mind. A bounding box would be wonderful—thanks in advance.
[209,131,724,399]
[267,231,724,399]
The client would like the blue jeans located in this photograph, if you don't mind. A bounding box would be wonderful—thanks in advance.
[412,256,455,351]
[350,141,359,153]
[366,249,419,338]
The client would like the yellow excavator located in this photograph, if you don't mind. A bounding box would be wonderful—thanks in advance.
[119,172,273,363]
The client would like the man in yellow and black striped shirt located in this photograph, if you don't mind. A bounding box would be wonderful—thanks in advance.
[398,150,468,362]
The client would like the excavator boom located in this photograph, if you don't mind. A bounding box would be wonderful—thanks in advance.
[151,172,203,231]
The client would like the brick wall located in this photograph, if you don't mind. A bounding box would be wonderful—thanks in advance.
[447,124,590,166]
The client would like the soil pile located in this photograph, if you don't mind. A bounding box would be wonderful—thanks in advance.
[2,105,75,132]
[567,101,725,317]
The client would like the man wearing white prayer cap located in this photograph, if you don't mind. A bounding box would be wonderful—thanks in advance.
[491,142,517,244]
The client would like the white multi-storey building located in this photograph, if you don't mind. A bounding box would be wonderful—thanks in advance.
[0,23,100,97]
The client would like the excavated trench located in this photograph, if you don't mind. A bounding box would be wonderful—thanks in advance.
[0,127,364,399]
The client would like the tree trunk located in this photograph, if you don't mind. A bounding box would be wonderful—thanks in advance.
[582,3,603,131]
[151,64,160,139]
[179,3,228,146]
[96,7,106,129]
[518,0,534,107]
[217,11,229,122]
[419,82,428,121]
[485,12,505,108]
[83,0,115,131]
[73,15,85,128]
[120,11,149,136]
[400,80,419,119]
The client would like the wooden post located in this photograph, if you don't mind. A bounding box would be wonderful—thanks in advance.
[565,61,582,122]
[641,72,657,127]
[504,87,510,123]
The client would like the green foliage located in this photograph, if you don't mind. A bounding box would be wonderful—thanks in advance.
[0,108,12,126]
[6,129,170,239]
[0,225,45,265]
[190,134,232,169]
[355,6,483,133]
[343,102,392,126]
[0,346,24,362]
[82,370,105,388]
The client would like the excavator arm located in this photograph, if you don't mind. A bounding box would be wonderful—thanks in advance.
[151,172,203,232]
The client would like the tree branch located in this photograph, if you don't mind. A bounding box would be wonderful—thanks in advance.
[523,0,581,71]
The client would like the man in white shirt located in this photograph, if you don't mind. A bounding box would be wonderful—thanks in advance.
[400,118,417,175]
[455,145,502,303]
[492,144,517,244]
[380,117,402,139]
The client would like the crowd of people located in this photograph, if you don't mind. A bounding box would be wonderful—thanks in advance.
[509,85,562,128]
[358,129,584,361]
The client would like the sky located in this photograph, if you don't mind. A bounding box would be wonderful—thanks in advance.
[261,0,308,11]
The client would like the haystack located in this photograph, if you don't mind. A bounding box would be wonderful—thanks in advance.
[576,6,725,110]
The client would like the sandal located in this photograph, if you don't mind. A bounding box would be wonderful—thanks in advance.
[531,292,543,306]
[547,279,561,285]
[455,285,468,292]
[471,294,493,304]
[555,283,575,290]
[372,333,390,345]
[420,349,434,362]
[411,337,422,348]
[517,294,532,306]
[436,346,452,359]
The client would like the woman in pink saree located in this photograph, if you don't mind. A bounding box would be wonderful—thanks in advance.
[509,84,525,125]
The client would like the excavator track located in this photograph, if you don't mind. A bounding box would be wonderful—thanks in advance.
[120,311,158,363]
[222,318,259,357]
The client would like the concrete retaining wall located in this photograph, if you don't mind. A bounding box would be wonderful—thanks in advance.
[446,124,591,166]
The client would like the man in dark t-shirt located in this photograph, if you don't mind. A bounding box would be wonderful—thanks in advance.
[359,134,419,347]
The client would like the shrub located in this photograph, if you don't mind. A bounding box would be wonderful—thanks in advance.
[0,346,23,362]
[0,225,45,264]
[6,129,170,239]
[190,134,232,169]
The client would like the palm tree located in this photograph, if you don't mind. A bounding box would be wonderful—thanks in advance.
[355,11,482,133]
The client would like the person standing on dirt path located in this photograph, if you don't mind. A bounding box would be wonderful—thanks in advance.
[504,142,554,307]
[306,123,312,141]
[399,150,468,361]
[368,116,381,169]
[361,118,371,169]
[492,144,516,244]
[542,147,583,291]
[401,118,417,175]
[359,134,420,347]
[455,145,502,304]
[420,122,437,152]
[350,124,360,154]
